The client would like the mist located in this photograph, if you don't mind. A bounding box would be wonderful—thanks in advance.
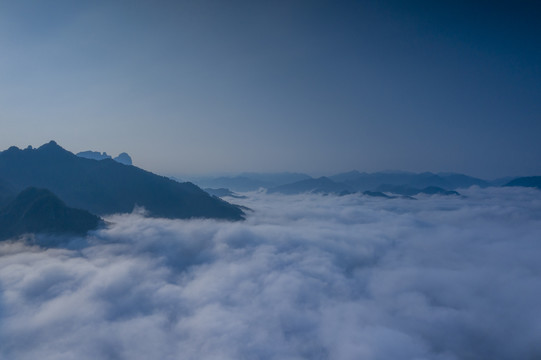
[1,187,540,359]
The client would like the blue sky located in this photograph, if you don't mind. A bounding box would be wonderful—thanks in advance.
[0,0,539,178]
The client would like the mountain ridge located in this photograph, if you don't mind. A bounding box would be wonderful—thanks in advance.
[267,176,353,195]
[0,141,244,220]
[504,176,541,189]
[189,170,490,194]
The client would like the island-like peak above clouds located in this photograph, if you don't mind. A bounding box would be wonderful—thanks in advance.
[188,172,312,192]
[190,170,489,195]
[0,141,244,220]
[267,176,353,195]
[504,176,541,189]
[329,170,488,191]
[0,187,102,241]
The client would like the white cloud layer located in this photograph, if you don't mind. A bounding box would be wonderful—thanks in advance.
[1,187,541,359]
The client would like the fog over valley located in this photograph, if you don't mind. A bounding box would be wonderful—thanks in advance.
[1,187,540,359]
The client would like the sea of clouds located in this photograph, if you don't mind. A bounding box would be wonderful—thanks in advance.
[1,187,541,360]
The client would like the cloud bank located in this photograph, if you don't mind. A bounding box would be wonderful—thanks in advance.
[1,187,541,359]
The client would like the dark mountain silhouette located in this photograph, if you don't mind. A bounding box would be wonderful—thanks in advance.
[190,172,311,192]
[267,177,352,195]
[204,188,247,199]
[436,173,488,188]
[189,170,486,194]
[266,171,467,196]
[504,176,541,189]
[489,176,516,186]
[330,171,486,191]
[266,173,462,197]
[0,141,244,220]
[376,184,459,196]
[330,171,440,190]
[0,187,102,241]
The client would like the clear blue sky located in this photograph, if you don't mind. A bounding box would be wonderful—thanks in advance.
[0,0,539,179]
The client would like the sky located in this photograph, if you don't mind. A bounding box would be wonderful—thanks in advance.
[1,187,541,359]
[0,0,539,179]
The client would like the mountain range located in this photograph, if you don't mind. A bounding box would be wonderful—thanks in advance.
[0,141,244,221]
[328,170,487,191]
[504,176,541,189]
[190,170,538,197]
[1,141,537,240]
[186,172,312,192]
[267,177,353,195]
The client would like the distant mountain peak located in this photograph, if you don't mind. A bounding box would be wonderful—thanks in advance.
[504,176,541,189]
[77,150,133,165]
[36,141,73,157]
[114,152,132,166]
[38,140,60,149]
[77,151,112,161]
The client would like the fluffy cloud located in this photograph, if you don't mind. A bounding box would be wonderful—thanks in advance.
[1,187,541,359]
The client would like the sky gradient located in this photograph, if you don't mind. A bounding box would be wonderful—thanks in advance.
[0,0,539,179]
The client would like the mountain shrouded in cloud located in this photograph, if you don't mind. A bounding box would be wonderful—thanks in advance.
[505,176,541,189]
[189,171,486,196]
[262,173,464,196]
[0,187,101,241]
[190,172,312,192]
[329,171,487,191]
[0,141,244,220]
[204,188,246,199]
[267,176,353,195]
[0,187,540,359]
